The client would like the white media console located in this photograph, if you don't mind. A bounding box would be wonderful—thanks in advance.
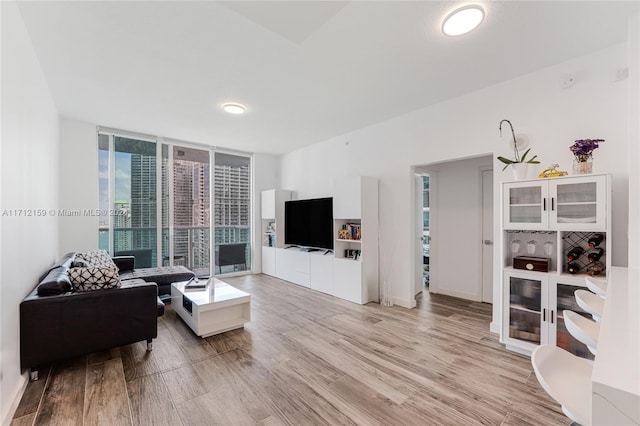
[261,176,378,305]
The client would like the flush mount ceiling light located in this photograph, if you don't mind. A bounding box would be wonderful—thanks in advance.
[222,103,246,115]
[442,5,485,36]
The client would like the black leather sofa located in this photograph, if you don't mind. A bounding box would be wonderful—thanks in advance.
[20,252,195,379]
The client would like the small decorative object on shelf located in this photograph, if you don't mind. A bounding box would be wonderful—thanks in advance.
[513,255,550,272]
[344,249,361,260]
[338,223,361,240]
[338,229,351,240]
[497,119,540,180]
[538,164,568,179]
[569,138,604,175]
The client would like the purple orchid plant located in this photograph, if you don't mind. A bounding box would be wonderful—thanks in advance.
[570,139,605,162]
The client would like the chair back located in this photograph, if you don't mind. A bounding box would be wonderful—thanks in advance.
[217,243,247,272]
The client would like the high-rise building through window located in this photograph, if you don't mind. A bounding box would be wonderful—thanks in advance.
[99,130,251,275]
[113,200,131,252]
[169,148,210,274]
[214,154,250,244]
[130,153,157,251]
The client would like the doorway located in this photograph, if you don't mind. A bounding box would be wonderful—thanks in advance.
[413,173,431,295]
[413,155,493,302]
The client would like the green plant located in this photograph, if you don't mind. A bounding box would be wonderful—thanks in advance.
[497,119,540,171]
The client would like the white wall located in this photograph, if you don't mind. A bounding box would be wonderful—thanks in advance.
[0,2,60,423]
[58,119,99,254]
[252,153,279,273]
[421,156,493,301]
[280,43,630,309]
[628,13,639,267]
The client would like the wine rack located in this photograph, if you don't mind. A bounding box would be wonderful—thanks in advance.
[561,231,607,277]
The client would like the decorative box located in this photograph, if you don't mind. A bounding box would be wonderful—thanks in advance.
[513,256,550,272]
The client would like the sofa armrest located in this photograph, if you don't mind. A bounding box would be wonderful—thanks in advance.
[112,256,135,272]
[20,280,158,372]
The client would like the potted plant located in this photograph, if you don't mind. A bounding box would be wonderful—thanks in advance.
[569,138,604,174]
[497,119,540,180]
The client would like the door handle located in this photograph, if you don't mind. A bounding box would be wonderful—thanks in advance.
[551,198,555,211]
[483,240,493,245]
[551,310,554,324]
[543,308,546,322]
[543,198,547,211]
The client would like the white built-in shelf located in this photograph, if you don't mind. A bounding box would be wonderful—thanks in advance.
[503,266,557,275]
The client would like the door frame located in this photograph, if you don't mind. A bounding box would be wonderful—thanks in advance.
[411,166,439,297]
[411,154,494,306]
[478,166,494,302]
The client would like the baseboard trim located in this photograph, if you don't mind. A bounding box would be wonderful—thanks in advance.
[2,373,28,426]
[432,288,480,302]
[392,298,417,309]
[489,321,500,334]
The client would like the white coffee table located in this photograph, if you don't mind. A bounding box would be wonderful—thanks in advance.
[171,278,251,338]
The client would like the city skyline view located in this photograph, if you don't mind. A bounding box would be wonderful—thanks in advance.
[99,135,251,274]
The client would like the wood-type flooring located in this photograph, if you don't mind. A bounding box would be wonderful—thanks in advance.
[12,274,569,425]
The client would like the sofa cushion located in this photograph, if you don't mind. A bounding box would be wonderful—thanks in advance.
[37,266,73,296]
[76,250,116,268]
[71,257,89,268]
[119,266,195,286]
[69,266,121,292]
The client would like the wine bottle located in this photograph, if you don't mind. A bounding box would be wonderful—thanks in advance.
[566,246,584,262]
[567,262,581,274]
[587,247,604,263]
[588,233,604,248]
[587,261,605,276]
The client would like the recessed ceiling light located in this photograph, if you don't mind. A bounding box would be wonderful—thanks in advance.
[222,103,246,115]
[442,5,484,36]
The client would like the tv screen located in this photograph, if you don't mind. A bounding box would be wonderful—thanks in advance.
[285,197,333,250]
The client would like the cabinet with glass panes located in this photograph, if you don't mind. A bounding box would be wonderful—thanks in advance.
[501,174,610,358]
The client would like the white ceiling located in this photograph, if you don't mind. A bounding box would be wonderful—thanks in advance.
[17,1,638,155]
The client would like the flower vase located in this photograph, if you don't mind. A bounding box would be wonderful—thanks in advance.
[511,163,529,180]
[573,157,593,175]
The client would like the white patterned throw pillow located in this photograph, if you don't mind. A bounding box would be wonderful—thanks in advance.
[76,250,116,268]
[68,266,121,292]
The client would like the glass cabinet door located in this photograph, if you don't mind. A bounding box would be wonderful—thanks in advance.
[552,282,595,360]
[506,274,545,345]
[550,176,606,230]
[503,182,548,229]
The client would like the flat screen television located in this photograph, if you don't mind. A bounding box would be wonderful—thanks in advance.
[284,197,333,250]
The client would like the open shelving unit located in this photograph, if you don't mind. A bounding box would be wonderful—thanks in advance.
[260,189,291,276]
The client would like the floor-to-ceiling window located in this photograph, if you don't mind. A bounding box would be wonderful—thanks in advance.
[213,152,252,274]
[98,133,158,267]
[162,144,211,277]
[98,129,251,276]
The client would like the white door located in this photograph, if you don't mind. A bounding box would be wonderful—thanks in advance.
[482,169,493,303]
